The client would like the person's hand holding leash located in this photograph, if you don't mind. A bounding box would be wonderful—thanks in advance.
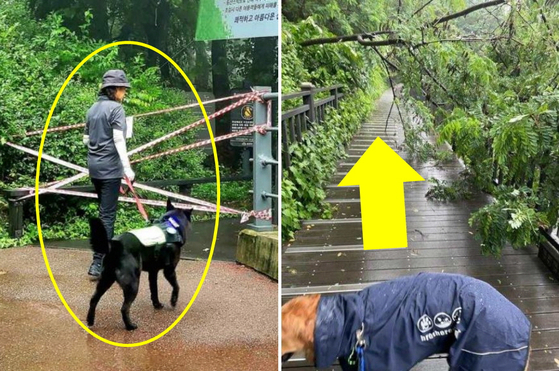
[123,165,135,183]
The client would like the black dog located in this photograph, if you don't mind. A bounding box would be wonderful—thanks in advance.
[87,199,192,330]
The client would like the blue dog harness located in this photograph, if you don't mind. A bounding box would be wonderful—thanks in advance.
[314,273,530,371]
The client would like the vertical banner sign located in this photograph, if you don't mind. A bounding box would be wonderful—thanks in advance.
[230,89,254,147]
[195,0,279,41]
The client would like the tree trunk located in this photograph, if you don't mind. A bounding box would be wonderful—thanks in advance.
[144,0,172,78]
[212,40,230,101]
[194,43,211,91]
[89,0,109,40]
[251,37,278,89]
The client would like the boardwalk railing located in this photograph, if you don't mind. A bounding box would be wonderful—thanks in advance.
[281,83,344,169]
[540,225,559,280]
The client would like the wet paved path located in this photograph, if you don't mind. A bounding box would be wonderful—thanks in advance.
[0,246,278,370]
[282,90,559,370]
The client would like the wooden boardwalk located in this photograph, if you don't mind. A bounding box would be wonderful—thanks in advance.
[282,90,559,371]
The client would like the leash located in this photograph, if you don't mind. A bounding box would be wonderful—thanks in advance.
[348,322,367,371]
[121,176,149,222]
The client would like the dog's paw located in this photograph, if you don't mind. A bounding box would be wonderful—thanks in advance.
[125,323,138,331]
[153,302,164,310]
[171,297,178,307]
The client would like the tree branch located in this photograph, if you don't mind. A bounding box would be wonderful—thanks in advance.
[375,51,400,71]
[431,0,506,27]
[406,46,459,106]
[300,0,507,47]
[356,34,404,47]
[533,0,559,51]
[413,35,521,48]
[413,0,436,16]
[300,31,393,47]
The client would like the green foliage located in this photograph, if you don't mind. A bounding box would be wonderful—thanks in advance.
[0,2,250,247]
[282,89,384,241]
[425,176,473,202]
[388,2,559,255]
[191,180,252,210]
[283,0,396,36]
[469,188,548,257]
[282,16,380,104]
[281,9,387,241]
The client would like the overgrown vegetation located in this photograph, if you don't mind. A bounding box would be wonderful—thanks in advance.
[0,0,274,247]
[281,3,387,240]
[425,176,474,202]
[393,1,559,256]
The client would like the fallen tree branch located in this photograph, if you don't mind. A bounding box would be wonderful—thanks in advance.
[406,45,460,106]
[300,31,393,47]
[301,0,507,47]
[413,35,520,47]
[431,0,506,26]
[356,34,404,47]
[371,46,400,72]
[413,0,436,16]
[534,0,559,52]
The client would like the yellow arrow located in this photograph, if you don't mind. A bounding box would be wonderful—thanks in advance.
[338,137,424,250]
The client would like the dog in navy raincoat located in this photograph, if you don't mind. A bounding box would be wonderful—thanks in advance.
[282,273,531,371]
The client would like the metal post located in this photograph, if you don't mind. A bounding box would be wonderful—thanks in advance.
[248,86,273,232]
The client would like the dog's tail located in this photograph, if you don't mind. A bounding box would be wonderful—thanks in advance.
[89,218,110,255]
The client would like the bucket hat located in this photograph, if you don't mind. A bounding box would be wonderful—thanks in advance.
[100,69,131,89]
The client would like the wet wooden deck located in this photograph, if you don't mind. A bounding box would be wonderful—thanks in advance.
[282,90,559,371]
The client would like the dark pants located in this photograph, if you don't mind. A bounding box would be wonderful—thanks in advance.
[91,178,121,241]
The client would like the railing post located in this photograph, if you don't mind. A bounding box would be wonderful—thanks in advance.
[331,86,339,109]
[179,184,192,196]
[8,198,23,238]
[301,82,316,124]
[248,86,273,232]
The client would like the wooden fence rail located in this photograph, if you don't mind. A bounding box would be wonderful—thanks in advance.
[281,83,345,169]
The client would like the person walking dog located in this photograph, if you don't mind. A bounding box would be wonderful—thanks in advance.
[83,69,135,279]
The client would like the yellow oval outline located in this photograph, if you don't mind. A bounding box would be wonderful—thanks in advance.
[35,41,220,347]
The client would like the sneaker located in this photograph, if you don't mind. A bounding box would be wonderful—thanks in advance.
[87,254,104,279]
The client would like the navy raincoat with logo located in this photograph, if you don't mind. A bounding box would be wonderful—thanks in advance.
[314,273,530,371]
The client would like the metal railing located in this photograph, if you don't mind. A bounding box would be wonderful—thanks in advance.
[2,86,279,237]
[281,83,344,169]
[249,87,278,231]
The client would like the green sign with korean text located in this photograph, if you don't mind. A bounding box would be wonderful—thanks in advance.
[196,0,278,41]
